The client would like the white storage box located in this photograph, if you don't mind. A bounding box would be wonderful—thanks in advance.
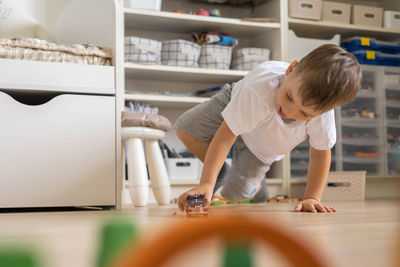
[165,158,200,180]
[0,90,116,207]
[289,0,322,21]
[352,5,383,27]
[125,36,162,64]
[383,11,400,29]
[288,30,340,62]
[124,0,162,11]
[199,45,233,70]
[231,47,270,71]
[322,1,351,24]
[322,171,366,201]
[161,39,201,68]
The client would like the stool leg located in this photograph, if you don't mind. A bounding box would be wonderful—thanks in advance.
[145,139,171,205]
[126,137,149,207]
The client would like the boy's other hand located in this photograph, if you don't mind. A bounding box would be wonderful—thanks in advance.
[177,183,214,212]
[294,198,337,213]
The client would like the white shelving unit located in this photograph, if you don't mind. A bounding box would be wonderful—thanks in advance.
[0,0,123,208]
[121,0,286,197]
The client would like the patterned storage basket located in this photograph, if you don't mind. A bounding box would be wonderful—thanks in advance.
[198,45,233,70]
[125,36,162,64]
[231,47,270,71]
[322,171,366,201]
[161,39,201,67]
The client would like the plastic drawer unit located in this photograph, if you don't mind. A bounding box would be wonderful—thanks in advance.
[0,90,116,208]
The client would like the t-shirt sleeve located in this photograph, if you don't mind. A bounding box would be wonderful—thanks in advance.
[306,109,336,150]
[221,85,267,136]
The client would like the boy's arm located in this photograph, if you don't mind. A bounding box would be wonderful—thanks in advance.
[294,146,337,213]
[178,121,237,211]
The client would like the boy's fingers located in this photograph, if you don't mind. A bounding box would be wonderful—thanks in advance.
[294,203,302,212]
[315,203,327,213]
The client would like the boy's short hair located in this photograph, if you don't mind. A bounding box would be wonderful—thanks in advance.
[293,44,362,113]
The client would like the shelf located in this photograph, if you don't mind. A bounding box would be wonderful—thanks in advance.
[342,156,382,164]
[290,178,307,184]
[0,59,115,94]
[288,18,400,40]
[124,93,209,108]
[386,101,400,108]
[386,84,400,91]
[341,138,381,146]
[124,8,280,37]
[125,62,247,83]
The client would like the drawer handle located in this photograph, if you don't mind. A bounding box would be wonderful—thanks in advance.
[331,9,343,15]
[364,13,375,19]
[1,90,63,106]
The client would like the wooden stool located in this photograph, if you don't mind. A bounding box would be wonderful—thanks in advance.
[122,127,171,206]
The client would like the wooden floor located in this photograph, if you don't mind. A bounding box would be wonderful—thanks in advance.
[0,200,399,267]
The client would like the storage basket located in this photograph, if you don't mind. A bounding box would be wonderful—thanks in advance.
[288,30,340,62]
[383,11,400,29]
[289,0,322,21]
[351,50,400,67]
[124,36,162,64]
[341,37,400,54]
[322,171,366,201]
[352,5,383,27]
[161,39,201,67]
[322,1,351,24]
[231,47,270,71]
[165,158,200,180]
[198,44,233,70]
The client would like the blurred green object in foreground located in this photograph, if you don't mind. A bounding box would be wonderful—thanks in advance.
[223,241,253,267]
[96,218,138,267]
[0,247,38,267]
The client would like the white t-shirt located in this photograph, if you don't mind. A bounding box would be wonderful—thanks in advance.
[221,61,336,165]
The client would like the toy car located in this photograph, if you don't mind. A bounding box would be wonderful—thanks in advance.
[186,195,208,217]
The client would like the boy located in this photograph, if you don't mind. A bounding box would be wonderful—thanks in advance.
[175,44,362,213]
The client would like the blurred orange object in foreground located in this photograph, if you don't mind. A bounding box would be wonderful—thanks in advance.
[113,216,327,267]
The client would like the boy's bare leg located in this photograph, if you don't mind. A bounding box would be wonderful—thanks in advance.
[176,129,210,162]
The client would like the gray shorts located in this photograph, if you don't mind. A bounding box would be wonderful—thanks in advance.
[174,84,270,201]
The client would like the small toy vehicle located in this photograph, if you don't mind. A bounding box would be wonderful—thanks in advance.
[186,195,208,217]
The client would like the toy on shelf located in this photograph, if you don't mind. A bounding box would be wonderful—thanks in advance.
[192,32,238,46]
[186,195,208,217]
[210,8,221,17]
[196,8,209,16]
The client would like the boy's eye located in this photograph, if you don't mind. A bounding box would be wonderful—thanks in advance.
[286,93,293,102]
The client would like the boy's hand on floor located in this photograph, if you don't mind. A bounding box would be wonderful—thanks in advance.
[177,183,214,212]
[294,198,337,213]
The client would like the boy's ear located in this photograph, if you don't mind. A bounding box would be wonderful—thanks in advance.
[285,60,298,76]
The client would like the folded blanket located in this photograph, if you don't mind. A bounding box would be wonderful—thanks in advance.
[0,37,112,65]
[122,112,172,132]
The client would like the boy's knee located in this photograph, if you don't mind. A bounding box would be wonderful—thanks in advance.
[220,175,259,202]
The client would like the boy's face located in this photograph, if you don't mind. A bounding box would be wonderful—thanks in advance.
[276,61,320,121]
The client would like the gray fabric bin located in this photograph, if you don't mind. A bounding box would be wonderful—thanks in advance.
[161,39,201,67]
[231,47,270,71]
[125,36,161,64]
[198,45,233,70]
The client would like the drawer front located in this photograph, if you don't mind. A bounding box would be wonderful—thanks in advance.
[0,91,116,207]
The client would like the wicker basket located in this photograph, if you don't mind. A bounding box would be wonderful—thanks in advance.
[321,171,366,201]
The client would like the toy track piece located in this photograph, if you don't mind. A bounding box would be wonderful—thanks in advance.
[114,216,327,267]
